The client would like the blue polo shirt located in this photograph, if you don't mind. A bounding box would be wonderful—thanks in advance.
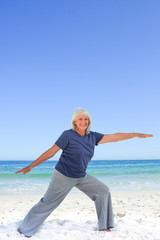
[55,129,104,178]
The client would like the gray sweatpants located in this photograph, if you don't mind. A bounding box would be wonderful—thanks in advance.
[19,170,114,237]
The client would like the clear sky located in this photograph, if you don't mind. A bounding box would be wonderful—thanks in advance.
[0,0,159,161]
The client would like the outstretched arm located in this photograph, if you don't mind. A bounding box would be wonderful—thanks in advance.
[15,144,60,174]
[98,133,153,144]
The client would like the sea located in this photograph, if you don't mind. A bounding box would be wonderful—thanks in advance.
[0,160,160,195]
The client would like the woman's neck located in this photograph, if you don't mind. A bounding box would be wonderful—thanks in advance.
[77,129,86,136]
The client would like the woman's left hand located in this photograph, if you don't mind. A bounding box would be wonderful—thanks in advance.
[137,133,154,138]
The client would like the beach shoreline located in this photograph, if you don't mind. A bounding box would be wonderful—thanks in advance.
[1,190,160,240]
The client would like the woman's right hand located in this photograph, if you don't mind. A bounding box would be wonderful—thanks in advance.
[15,166,32,175]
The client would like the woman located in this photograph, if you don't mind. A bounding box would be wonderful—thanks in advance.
[16,108,153,237]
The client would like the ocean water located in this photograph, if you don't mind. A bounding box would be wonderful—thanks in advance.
[0,160,160,195]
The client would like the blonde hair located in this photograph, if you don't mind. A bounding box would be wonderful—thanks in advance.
[71,108,92,134]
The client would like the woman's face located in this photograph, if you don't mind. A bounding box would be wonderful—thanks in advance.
[74,114,89,132]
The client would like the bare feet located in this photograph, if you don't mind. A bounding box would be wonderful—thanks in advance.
[17,228,21,234]
[100,228,112,232]
[106,228,112,232]
[17,228,31,238]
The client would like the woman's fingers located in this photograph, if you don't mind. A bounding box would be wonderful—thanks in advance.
[15,166,31,174]
[15,168,24,174]
[138,134,153,138]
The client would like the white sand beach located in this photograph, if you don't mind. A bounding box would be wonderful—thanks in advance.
[0,190,160,240]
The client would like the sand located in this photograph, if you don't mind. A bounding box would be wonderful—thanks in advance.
[0,190,160,240]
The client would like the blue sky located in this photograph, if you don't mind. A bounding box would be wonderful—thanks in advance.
[0,0,159,160]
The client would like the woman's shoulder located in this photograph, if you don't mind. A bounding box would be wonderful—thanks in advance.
[62,129,74,135]
[56,129,73,141]
[89,130,104,137]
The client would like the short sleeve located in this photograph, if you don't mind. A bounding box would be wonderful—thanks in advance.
[95,132,104,146]
[55,131,69,150]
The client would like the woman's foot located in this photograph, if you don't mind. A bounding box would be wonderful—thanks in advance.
[105,228,112,232]
[17,228,21,234]
[100,228,112,232]
[17,228,31,238]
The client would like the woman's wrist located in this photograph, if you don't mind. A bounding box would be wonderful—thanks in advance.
[29,163,34,169]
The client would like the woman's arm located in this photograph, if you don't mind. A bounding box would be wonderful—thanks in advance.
[15,144,60,175]
[98,133,153,144]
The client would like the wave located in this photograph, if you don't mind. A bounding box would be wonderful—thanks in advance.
[0,173,52,179]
